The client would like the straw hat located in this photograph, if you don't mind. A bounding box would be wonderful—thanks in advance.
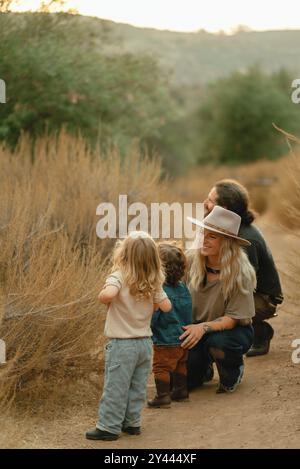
[187,206,251,247]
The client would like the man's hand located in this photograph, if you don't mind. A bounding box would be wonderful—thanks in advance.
[180,324,205,349]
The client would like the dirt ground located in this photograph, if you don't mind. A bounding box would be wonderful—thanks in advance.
[1,214,300,449]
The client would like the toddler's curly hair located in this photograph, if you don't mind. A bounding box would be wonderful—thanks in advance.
[158,242,187,286]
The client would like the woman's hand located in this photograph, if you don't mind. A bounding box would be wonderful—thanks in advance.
[180,324,205,349]
[180,317,238,349]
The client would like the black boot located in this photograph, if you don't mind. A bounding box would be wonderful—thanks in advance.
[246,340,271,357]
[170,373,189,401]
[246,321,274,357]
[122,426,141,435]
[148,379,171,408]
[85,427,119,441]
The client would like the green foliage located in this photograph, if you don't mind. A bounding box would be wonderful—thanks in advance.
[2,12,300,173]
[196,67,300,164]
[0,12,174,153]
[147,84,207,175]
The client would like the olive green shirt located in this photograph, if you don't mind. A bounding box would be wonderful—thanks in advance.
[189,278,255,324]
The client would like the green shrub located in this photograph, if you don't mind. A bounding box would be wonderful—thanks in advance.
[196,66,300,164]
[0,12,173,154]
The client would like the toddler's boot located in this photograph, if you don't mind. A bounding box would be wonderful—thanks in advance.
[170,373,189,401]
[147,379,171,408]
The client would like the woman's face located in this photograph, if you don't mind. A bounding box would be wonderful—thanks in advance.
[201,230,223,257]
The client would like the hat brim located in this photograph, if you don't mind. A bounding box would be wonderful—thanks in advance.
[187,216,251,247]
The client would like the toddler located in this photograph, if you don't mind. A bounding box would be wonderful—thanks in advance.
[148,243,192,408]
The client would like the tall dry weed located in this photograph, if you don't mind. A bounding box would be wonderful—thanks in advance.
[0,131,169,411]
[268,127,300,311]
[172,159,284,215]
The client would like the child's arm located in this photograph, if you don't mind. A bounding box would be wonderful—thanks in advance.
[151,299,172,331]
[157,297,172,313]
[98,285,119,304]
[99,271,122,305]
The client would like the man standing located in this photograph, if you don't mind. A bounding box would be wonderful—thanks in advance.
[204,179,283,357]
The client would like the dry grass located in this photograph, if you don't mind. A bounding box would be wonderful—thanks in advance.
[1,126,300,448]
[1,128,299,418]
[267,132,300,309]
[172,158,285,215]
[0,131,170,412]
[271,155,300,229]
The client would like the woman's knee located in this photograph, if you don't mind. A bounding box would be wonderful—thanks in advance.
[208,347,225,360]
[206,332,228,352]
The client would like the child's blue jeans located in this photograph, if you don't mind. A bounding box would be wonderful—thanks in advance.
[97,337,152,435]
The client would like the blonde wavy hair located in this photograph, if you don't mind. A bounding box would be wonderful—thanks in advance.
[186,235,256,302]
[111,231,165,300]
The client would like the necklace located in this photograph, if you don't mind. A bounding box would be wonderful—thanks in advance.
[206,265,220,274]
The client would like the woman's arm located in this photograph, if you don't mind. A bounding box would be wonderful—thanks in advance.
[180,316,237,349]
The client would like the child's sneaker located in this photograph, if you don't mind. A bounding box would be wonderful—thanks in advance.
[122,426,141,435]
[85,428,119,440]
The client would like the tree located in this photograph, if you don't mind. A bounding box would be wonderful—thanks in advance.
[0,0,13,12]
[0,13,174,152]
[0,0,70,13]
[38,0,77,13]
[196,67,300,164]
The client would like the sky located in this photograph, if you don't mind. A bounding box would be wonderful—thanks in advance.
[11,0,300,33]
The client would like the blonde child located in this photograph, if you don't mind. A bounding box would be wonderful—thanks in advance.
[86,231,172,441]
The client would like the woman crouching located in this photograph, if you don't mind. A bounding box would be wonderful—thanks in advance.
[182,206,256,393]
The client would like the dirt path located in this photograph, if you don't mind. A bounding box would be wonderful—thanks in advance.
[2,215,300,449]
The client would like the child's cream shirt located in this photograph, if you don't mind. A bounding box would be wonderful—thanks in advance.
[103,270,167,339]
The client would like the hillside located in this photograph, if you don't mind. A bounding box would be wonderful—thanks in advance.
[102,20,300,85]
[2,12,300,87]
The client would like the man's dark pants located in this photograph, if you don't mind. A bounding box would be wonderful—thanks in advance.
[252,292,277,346]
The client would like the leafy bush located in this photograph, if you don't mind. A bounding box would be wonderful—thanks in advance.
[0,12,173,153]
[196,67,300,164]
